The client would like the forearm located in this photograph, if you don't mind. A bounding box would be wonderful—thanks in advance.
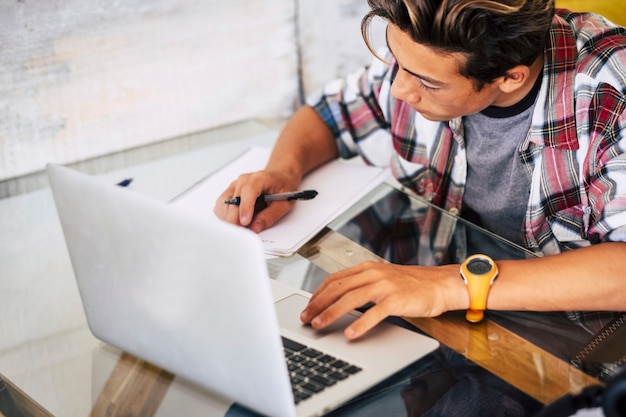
[265,105,339,182]
[302,242,626,340]
[486,242,626,312]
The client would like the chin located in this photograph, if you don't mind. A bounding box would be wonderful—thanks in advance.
[417,112,447,122]
[412,107,450,122]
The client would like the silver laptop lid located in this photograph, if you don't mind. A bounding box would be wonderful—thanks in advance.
[47,164,296,417]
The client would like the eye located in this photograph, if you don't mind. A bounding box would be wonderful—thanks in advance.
[417,79,438,92]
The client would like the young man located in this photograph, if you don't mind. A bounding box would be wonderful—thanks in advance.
[215,0,626,341]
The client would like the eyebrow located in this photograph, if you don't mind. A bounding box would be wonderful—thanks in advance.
[384,30,445,86]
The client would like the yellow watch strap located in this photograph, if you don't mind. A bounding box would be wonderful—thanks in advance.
[460,254,498,323]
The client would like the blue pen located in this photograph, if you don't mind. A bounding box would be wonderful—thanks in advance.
[116,178,133,187]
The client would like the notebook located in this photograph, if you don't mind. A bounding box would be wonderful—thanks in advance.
[46,163,439,417]
[171,147,391,257]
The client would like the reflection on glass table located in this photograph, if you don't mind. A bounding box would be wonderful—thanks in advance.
[0,133,616,417]
[268,254,544,417]
[269,184,616,415]
[321,183,623,384]
[334,182,534,266]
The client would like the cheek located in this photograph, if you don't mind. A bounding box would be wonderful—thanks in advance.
[425,93,461,110]
[436,90,485,112]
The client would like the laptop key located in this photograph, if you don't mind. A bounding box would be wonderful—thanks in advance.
[302,382,324,394]
[310,374,336,387]
[317,354,334,363]
[301,348,322,358]
[282,337,306,352]
[296,368,315,378]
[328,370,349,381]
[344,365,362,375]
[293,390,311,403]
[290,355,306,363]
[329,359,348,369]
[282,336,362,404]
[315,365,334,374]
[290,375,304,386]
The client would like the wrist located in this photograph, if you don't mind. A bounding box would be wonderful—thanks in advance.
[440,264,472,313]
[460,254,498,323]
[265,155,304,182]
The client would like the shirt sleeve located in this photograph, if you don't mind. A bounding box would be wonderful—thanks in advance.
[586,91,626,244]
[305,50,396,167]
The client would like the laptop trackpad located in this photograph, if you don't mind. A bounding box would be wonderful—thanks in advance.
[275,294,360,340]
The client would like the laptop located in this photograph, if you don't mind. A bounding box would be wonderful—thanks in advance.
[46,163,439,417]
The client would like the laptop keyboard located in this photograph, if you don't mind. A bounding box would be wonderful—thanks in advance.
[282,336,362,404]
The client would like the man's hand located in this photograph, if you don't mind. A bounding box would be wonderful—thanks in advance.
[214,169,301,233]
[214,105,339,234]
[300,261,466,339]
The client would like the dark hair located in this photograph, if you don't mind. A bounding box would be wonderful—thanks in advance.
[362,0,555,90]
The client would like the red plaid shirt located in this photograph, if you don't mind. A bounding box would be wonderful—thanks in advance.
[308,10,626,333]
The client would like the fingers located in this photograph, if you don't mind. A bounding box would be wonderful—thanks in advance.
[308,289,390,340]
[217,175,262,226]
[213,172,296,232]
[300,262,390,339]
[214,194,293,232]
[299,262,451,340]
[346,303,391,339]
[248,200,294,233]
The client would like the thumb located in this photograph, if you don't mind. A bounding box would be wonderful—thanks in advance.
[248,201,294,233]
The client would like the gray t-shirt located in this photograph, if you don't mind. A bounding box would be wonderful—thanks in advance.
[462,111,532,245]
[461,75,541,247]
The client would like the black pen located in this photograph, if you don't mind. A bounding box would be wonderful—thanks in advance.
[224,190,318,206]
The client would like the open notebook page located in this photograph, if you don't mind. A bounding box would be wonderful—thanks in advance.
[171,147,390,257]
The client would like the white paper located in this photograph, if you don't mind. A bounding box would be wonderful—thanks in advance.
[172,147,390,256]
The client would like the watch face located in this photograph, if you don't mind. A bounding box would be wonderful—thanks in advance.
[466,258,493,275]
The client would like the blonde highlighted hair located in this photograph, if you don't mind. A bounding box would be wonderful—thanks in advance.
[362,0,555,89]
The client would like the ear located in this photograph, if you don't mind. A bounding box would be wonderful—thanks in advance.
[498,65,531,94]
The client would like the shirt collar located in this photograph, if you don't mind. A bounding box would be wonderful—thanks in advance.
[533,12,580,151]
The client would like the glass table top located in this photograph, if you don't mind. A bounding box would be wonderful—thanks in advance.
[268,182,610,416]
[0,121,615,417]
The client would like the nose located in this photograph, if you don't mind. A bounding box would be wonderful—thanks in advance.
[390,72,421,105]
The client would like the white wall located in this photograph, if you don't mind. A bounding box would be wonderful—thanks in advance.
[0,0,388,182]
[297,0,387,97]
[0,0,299,181]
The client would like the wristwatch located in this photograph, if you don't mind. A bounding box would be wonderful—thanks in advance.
[460,254,498,323]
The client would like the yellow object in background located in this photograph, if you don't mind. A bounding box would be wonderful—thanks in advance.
[556,0,626,27]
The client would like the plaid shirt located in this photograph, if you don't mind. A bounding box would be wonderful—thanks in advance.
[308,10,626,333]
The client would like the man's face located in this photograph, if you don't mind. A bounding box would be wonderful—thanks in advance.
[386,24,504,121]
